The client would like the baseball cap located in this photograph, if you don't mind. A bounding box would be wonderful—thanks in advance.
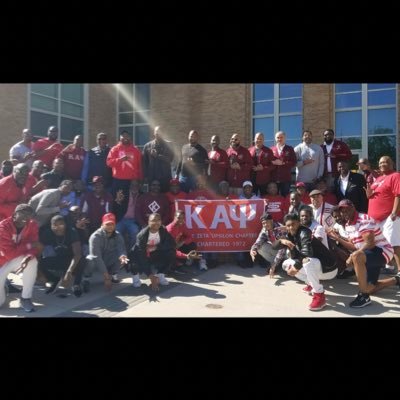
[338,199,354,208]
[309,189,323,197]
[92,176,103,184]
[295,182,306,188]
[102,213,116,225]
[242,180,253,188]
[169,178,180,186]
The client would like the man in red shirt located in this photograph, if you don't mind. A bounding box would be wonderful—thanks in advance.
[321,129,352,190]
[0,163,34,221]
[248,132,275,196]
[32,126,64,170]
[226,133,252,195]
[207,135,228,192]
[0,204,42,313]
[107,130,143,200]
[58,135,86,181]
[263,182,287,223]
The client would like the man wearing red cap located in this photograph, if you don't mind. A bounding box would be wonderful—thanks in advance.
[338,199,399,307]
[85,212,129,291]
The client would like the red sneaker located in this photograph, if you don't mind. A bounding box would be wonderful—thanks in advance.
[309,292,326,311]
[302,284,313,295]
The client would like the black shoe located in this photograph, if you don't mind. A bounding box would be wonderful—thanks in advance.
[337,269,355,279]
[82,280,90,293]
[394,274,400,288]
[111,274,121,283]
[45,279,62,295]
[349,292,371,308]
[6,282,22,293]
[72,285,82,297]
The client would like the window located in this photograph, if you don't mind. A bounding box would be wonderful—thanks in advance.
[29,84,86,145]
[335,83,397,168]
[117,83,151,148]
[253,84,303,148]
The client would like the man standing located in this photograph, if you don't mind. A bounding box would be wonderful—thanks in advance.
[142,126,175,193]
[175,130,209,193]
[32,126,64,170]
[9,129,35,168]
[107,131,143,200]
[81,132,112,191]
[334,161,367,213]
[226,133,252,195]
[58,135,86,181]
[294,130,324,192]
[0,204,41,313]
[321,129,352,190]
[248,132,275,196]
[207,135,228,192]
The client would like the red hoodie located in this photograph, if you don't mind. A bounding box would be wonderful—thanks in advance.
[0,217,39,267]
[106,142,143,180]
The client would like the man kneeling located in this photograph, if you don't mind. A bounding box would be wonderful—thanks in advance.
[273,213,338,311]
[128,213,176,291]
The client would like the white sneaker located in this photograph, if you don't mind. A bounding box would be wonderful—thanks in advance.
[132,274,142,288]
[157,273,169,286]
[199,259,208,270]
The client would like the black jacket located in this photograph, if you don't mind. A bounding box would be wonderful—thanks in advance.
[273,226,337,273]
[334,172,368,213]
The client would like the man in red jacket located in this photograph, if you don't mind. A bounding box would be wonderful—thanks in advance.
[206,135,228,192]
[0,204,42,313]
[0,163,34,221]
[32,126,64,170]
[107,131,143,200]
[321,129,352,190]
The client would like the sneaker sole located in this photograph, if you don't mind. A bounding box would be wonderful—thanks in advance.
[309,303,327,311]
[349,300,372,308]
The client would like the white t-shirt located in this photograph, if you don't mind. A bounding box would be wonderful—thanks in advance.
[147,231,161,253]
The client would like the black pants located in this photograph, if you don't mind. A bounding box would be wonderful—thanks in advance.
[38,255,86,285]
[129,248,175,276]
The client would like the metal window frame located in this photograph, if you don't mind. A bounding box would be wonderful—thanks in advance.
[27,83,87,145]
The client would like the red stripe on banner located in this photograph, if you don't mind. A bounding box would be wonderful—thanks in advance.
[176,199,266,252]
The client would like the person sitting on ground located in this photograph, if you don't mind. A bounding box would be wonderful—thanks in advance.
[338,199,399,308]
[0,204,42,313]
[84,213,128,292]
[263,181,287,223]
[272,213,338,311]
[128,213,176,291]
[299,206,329,248]
[216,180,238,199]
[287,191,304,215]
[38,214,86,297]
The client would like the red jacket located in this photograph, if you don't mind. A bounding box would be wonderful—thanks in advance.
[226,146,252,188]
[321,139,352,177]
[248,145,275,185]
[207,148,229,184]
[106,143,143,180]
[0,175,35,221]
[0,217,39,267]
[32,138,64,169]
[270,145,297,183]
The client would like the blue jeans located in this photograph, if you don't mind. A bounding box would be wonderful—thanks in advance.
[116,218,140,251]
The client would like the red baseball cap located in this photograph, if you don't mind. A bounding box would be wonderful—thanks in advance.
[296,182,306,188]
[102,213,116,224]
[92,176,103,184]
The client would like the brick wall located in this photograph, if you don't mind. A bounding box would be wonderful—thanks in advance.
[88,84,117,148]
[303,83,333,144]
[151,84,251,161]
[0,84,28,162]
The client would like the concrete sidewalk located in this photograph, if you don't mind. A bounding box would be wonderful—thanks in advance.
[1,264,400,317]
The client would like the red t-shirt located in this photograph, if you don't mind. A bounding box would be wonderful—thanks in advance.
[368,172,400,222]
[263,194,287,223]
[59,146,86,180]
